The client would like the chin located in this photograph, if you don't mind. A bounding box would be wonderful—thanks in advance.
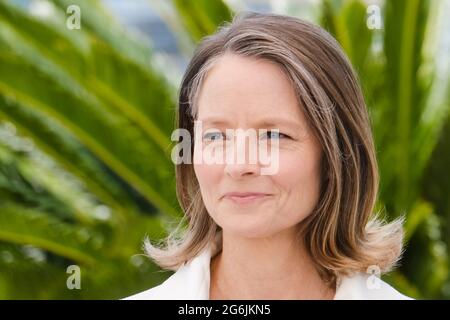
[219,220,280,239]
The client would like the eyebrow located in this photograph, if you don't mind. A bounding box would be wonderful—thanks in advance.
[199,116,302,129]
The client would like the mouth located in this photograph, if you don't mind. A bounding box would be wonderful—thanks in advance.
[223,192,272,205]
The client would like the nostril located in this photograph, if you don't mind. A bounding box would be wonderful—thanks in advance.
[224,162,261,179]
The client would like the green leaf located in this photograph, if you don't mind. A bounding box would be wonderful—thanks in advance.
[0,28,179,218]
[0,203,102,266]
[172,0,233,42]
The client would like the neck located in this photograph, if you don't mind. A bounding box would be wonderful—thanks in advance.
[209,227,335,300]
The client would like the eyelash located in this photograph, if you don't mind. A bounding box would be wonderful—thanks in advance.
[202,130,290,141]
[203,132,224,141]
[262,130,290,140]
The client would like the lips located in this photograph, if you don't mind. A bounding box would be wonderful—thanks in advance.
[223,192,272,205]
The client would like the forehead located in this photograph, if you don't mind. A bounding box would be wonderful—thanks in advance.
[196,54,303,123]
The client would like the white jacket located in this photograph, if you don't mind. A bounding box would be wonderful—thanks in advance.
[123,238,413,300]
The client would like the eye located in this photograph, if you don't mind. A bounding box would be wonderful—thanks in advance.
[203,131,225,141]
[261,130,290,140]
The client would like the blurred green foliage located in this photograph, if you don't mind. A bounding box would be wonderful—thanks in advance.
[0,0,449,299]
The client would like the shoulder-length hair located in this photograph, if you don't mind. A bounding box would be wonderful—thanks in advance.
[145,11,405,286]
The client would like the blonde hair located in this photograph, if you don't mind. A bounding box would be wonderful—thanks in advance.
[145,12,405,286]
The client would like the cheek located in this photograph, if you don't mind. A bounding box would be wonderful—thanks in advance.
[193,142,231,218]
[193,142,218,191]
[193,163,223,203]
[275,147,322,213]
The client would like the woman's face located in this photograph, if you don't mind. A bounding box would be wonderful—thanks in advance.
[193,53,323,238]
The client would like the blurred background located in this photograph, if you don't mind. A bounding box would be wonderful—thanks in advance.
[0,0,449,299]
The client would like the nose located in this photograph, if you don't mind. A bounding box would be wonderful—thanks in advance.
[223,135,260,179]
[224,162,260,179]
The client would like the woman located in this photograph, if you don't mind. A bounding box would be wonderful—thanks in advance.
[124,12,412,300]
